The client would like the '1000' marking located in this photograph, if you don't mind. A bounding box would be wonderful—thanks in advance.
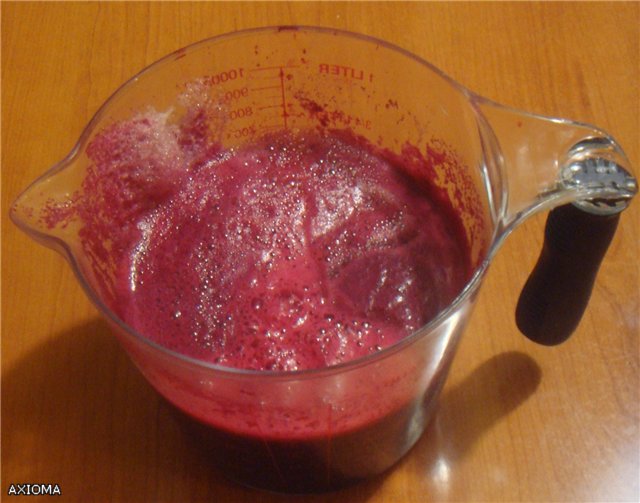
[203,68,245,86]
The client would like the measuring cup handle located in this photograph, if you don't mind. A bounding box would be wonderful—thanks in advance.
[515,204,620,345]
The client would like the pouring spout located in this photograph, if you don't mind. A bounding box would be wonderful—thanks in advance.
[9,152,83,254]
[475,98,637,233]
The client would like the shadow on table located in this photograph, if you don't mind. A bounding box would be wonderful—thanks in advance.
[2,319,540,501]
[404,350,542,485]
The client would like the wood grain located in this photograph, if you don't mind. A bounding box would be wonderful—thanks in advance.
[2,2,638,502]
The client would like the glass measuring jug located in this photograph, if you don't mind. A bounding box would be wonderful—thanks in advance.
[10,27,636,492]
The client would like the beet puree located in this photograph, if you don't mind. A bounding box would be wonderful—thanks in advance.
[76,105,472,491]
[84,110,471,371]
[177,361,451,493]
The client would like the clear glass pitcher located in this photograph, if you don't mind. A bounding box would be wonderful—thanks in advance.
[10,26,637,493]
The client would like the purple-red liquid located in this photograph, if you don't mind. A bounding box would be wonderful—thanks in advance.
[177,364,450,493]
[86,113,470,371]
[74,107,472,491]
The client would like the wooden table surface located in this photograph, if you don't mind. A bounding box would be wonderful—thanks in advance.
[2,2,638,502]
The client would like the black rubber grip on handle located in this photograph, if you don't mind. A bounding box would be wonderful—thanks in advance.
[516,203,620,345]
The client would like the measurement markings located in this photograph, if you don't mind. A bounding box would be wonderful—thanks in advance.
[256,95,284,102]
[247,65,295,130]
[248,65,299,72]
[279,68,288,129]
[251,85,282,92]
